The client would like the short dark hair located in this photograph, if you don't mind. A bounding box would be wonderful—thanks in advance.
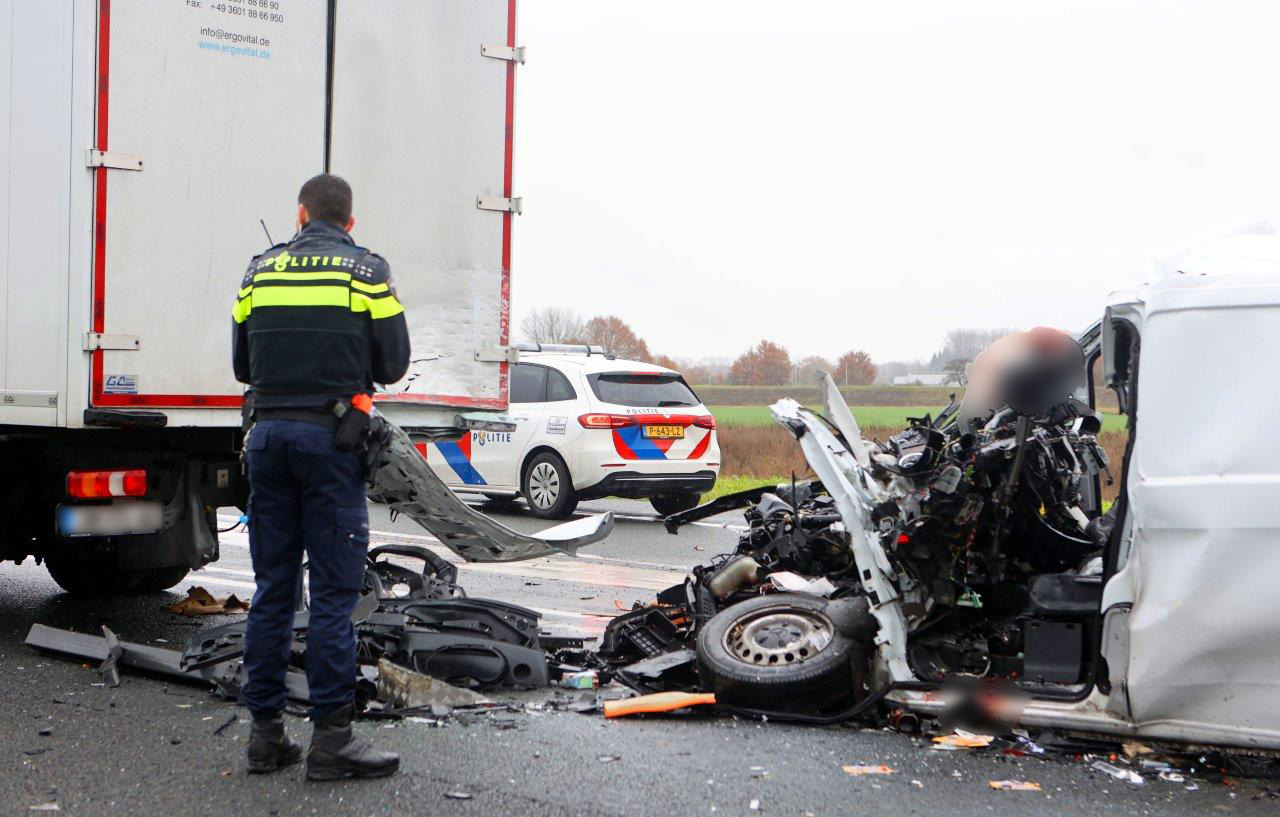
[298,173,353,226]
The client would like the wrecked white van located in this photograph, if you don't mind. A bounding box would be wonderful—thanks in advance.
[774,235,1280,751]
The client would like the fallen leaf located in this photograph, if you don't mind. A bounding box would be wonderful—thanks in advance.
[843,764,894,776]
[989,780,1042,791]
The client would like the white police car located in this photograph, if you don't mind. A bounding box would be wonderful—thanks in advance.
[420,344,720,518]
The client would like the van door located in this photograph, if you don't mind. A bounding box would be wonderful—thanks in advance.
[1119,284,1280,745]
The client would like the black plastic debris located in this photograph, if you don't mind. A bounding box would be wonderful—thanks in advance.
[614,649,698,694]
[24,545,555,710]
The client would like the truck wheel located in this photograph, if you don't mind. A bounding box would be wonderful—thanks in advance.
[522,452,578,520]
[135,565,191,593]
[696,594,863,714]
[44,550,137,595]
[44,551,187,595]
[650,493,701,517]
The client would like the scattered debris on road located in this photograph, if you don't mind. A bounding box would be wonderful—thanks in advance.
[163,586,250,616]
[988,780,1041,791]
[602,691,716,718]
[843,765,894,776]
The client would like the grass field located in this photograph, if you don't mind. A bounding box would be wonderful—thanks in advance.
[709,405,1128,433]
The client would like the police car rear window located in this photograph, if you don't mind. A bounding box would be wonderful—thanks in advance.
[587,373,699,407]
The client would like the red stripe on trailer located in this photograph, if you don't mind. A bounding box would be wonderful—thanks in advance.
[89,0,109,404]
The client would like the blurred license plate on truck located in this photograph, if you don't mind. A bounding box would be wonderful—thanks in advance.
[643,425,684,439]
[56,501,164,537]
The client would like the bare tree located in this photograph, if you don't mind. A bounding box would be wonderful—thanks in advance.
[936,328,1016,368]
[519,307,586,344]
[942,357,970,386]
[795,355,835,385]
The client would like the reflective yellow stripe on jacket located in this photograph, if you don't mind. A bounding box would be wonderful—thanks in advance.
[232,270,404,323]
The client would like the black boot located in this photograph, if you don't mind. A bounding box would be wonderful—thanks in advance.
[246,715,303,774]
[305,703,399,781]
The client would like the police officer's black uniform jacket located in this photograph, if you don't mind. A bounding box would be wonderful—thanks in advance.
[232,219,411,409]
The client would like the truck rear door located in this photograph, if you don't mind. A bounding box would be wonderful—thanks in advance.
[329,0,516,415]
[89,1,516,418]
[91,0,329,409]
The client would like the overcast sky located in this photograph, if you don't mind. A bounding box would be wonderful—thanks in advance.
[509,1,1280,363]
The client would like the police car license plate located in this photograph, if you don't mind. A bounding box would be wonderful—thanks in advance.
[56,501,164,538]
[643,425,684,439]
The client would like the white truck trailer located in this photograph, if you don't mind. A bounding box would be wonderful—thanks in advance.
[0,0,523,593]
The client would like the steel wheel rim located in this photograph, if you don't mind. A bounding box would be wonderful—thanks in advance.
[528,462,560,510]
[724,607,833,667]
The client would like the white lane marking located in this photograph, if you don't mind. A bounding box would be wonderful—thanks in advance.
[216,533,684,592]
[178,574,257,592]
[201,565,256,578]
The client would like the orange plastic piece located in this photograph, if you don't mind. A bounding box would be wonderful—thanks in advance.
[352,394,373,414]
[602,692,717,718]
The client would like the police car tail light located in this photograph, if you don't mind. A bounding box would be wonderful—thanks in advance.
[578,413,636,429]
[66,469,148,499]
[692,415,717,430]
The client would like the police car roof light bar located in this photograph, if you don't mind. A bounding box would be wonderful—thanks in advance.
[515,342,612,358]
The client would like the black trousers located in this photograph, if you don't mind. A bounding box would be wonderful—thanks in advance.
[242,419,369,718]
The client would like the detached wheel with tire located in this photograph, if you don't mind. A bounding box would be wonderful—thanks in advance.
[696,593,865,713]
[522,452,579,520]
[650,493,701,517]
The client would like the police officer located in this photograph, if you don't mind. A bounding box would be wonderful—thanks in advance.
[231,174,409,780]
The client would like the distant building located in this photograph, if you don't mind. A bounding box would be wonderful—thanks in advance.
[893,372,949,386]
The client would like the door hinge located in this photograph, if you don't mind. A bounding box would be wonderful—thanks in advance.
[87,149,144,171]
[474,346,520,364]
[481,43,526,64]
[83,332,140,351]
[476,195,522,215]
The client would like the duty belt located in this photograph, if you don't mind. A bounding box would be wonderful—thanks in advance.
[256,407,341,431]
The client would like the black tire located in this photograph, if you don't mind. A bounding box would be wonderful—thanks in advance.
[521,452,578,520]
[44,550,136,595]
[650,493,701,517]
[45,550,188,596]
[134,565,191,593]
[696,593,864,713]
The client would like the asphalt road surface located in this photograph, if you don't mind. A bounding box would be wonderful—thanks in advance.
[2,496,1275,816]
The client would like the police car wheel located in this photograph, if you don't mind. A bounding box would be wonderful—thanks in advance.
[522,452,578,520]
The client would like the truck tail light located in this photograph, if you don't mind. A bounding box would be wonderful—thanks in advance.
[578,413,636,429]
[692,415,717,430]
[66,469,148,499]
